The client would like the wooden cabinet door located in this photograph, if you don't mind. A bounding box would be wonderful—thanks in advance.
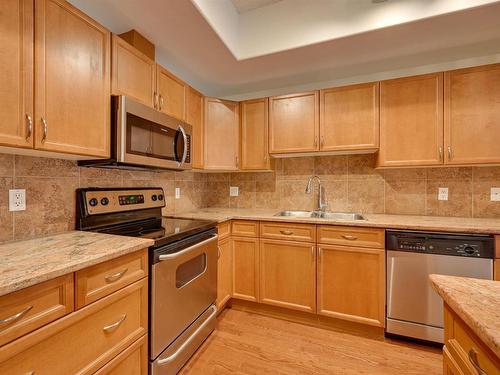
[156,64,186,120]
[240,98,270,170]
[445,64,500,165]
[320,82,379,152]
[0,0,33,149]
[112,34,155,108]
[317,244,384,327]
[232,237,259,302]
[269,91,319,154]
[259,239,316,313]
[34,0,110,157]
[378,73,444,167]
[204,97,239,170]
[186,86,204,169]
[216,237,232,310]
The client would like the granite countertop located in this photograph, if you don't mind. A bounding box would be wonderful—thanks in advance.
[0,231,153,297]
[175,208,500,234]
[430,275,500,359]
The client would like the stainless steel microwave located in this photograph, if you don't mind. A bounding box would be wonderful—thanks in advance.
[79,96,192,171]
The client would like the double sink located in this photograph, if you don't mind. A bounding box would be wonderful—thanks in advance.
[274,210,366,221]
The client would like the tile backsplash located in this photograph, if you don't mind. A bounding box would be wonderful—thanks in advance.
[2,153,500,243]
[203,155,500,220]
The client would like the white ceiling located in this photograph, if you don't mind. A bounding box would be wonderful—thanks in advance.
[68,0,500,100]
[231,0,282,14]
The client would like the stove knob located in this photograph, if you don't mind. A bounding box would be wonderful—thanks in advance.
[88,198,98,207]
[100,197,109,206]
[158,194,164,201]
[464,246,476,255]
[151,195,157,201]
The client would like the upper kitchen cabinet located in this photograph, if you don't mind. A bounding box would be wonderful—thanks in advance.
[186,86,204,169]
[0,0,33,149]
[240,98,270,170]
[34,0,110,157]
[204,97,239,170]
[444,64,500,165]
[320,82,379,152]
[378,73,444,167]
[112,34,155,107]
[156,64,186,120]
[269,91,319,154]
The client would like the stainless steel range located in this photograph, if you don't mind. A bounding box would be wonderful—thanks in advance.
[76,187,218,374]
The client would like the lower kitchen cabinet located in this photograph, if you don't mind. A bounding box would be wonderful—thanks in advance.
[317,244,385,327]
[94,334,148,375]
[216,236,232,310]
[259,239,316,313]
[232,237,259,302]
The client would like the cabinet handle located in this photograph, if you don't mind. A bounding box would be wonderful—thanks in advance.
[280,230,293,235]
[235,156,239,168]
[448,146,452,160]
[103,314,127,333]
[0,305,33,325]
[311,246,315,259]
[439,146,443,161]
[154,92,158,109]
[104,268,128,283]
[468,349,487,375]
[25,114,33,140]
[160,95,164,111]
[314,137,318,147]
[218,246,221,259]
[41,118,48,143]
[341,235,358,241]
[320,137,324,148]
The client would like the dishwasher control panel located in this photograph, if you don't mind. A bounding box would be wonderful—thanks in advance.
[386,230,494,258]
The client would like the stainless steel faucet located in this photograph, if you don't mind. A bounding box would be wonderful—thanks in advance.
[305,176,328,212]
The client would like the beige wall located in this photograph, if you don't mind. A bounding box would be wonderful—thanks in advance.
[2,152,500,243]
[203,154,500,219]
[0,154,207,242]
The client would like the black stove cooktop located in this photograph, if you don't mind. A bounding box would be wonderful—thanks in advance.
[95,217,216,247]
[76,187,217,248]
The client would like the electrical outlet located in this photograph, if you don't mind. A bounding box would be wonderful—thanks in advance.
[438,187,448,201]
[491,187,500,201]
[229,186,239,197]
[175,187,181,199]
[9,189,26,211]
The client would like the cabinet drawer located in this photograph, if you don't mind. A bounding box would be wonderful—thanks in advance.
[0,274,74,346]
[0,278,148,375]
[75,249,148,309]
[218,221,231,240]
[232,220,259,237]
[447,314,499,375]
[317,226,384,248]
[260,222,315,242]
[94,334,148,375]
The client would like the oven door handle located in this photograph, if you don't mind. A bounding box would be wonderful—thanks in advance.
[177,125,188,167]
[158,235,218,261]
[157,304,217,365]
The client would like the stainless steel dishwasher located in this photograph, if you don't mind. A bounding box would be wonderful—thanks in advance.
[385,230,494,344]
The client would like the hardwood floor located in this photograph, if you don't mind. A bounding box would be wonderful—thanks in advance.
[180,308,442,375]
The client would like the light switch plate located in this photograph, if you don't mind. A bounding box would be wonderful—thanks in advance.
[175,187,181,199]
[491,187,500,201]
[230,186,239,197]
[9,189,26,211]
[438,187,448,201]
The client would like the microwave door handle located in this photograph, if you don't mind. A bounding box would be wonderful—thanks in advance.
[178,125,188,166]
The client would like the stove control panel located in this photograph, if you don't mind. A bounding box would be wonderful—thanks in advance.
[80,188,165,215]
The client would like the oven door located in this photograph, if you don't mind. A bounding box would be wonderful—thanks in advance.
[150,233,217,360]
[115,96,191,170]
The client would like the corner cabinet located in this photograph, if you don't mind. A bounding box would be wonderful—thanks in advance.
[320,82,379,152]
[445,64,500,165]
[0,0,33,149]
[269,91,319,154]
[186,86,204,169]
[378,73,444,167]
[204,98,239,170]
[240,98,270,170]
